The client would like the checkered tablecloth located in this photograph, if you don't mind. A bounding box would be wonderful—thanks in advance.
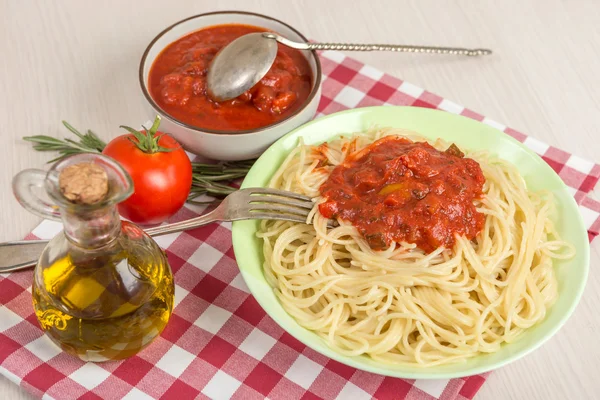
[2,50,599,400]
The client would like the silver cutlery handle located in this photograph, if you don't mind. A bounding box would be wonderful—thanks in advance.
[305,42,492,56]
[144,205,225,236]
[0,241,49,272]
[0,205,226,273]
[265,33,492,57]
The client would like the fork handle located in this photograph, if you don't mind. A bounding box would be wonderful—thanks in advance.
[144,206,223,236]
[0,240,50,272]
[0,206,225,273]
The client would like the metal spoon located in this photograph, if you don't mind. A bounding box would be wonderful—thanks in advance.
[206,32,492,101]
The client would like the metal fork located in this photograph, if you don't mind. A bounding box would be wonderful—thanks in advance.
[0,188,315,273]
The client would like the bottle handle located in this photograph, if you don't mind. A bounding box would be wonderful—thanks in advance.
[12,169,61,221]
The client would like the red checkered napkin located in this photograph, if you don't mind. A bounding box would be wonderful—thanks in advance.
[2,50,599,400]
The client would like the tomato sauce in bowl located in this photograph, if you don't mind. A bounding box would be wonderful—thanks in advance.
[148,24,313,132]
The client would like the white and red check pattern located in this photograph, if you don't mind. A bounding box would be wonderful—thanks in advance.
[1,50,599,400]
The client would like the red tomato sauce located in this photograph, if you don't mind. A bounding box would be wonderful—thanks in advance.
[148,24,313,132]
[318,136,486,252]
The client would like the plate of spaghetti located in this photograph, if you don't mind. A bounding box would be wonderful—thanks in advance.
[231,106,589,378]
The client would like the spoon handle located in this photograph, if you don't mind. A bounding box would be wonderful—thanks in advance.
[305,43,491,56]
[264,33,491,56]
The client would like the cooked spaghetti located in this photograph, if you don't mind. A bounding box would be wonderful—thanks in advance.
[257,128,574,366]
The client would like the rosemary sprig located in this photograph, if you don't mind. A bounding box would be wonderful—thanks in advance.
[23,121,107,163]
[22,121,255,200]
[188,161,253,201]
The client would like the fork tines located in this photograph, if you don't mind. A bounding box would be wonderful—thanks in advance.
[246,187,312,202]
[241,188,338,227]
[244,188,314,224]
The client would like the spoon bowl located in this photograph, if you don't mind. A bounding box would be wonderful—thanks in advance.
[207,33,278,102]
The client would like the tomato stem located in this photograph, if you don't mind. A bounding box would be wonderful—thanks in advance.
[119,115,175,154]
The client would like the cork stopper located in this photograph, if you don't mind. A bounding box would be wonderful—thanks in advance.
[58,162,109,205]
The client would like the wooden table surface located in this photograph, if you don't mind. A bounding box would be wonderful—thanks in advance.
[2,0,599,399]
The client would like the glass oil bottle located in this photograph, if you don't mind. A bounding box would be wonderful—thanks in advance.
[13,153,174,361]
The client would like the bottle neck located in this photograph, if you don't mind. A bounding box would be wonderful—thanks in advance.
[61,205,121,248]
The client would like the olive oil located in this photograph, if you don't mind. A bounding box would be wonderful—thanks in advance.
[32,223,173,361]
[13,154,174,361]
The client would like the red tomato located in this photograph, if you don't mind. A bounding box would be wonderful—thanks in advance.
[102,117,192,225]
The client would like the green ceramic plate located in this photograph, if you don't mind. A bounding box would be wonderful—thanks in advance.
[231,106,589,379]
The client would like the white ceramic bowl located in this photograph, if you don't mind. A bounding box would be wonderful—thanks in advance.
[139,11,322,161]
